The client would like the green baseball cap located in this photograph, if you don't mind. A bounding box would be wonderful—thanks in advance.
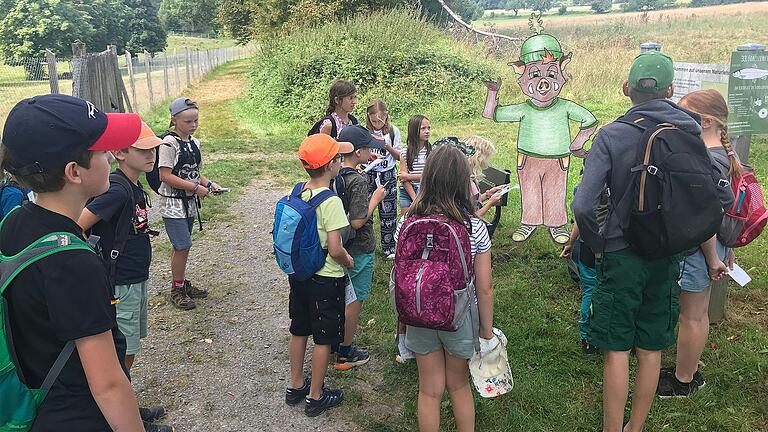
[518,34,563,64]
[628,51,674,93]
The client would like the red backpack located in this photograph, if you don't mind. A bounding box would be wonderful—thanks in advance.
[390,215,476,332]
[713,153,768,247]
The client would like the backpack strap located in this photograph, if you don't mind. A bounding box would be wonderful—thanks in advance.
[330,168,358,214]
[308,189,335,209]
[105,172,136,288]
[616,113,652,130]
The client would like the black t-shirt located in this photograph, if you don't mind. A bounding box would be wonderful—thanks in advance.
[1,203,128,431]
[86,169,152,285]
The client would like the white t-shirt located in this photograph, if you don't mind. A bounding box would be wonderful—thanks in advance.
[370,125,403,173]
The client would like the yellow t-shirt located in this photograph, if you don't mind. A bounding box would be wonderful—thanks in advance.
[301,187,349,278]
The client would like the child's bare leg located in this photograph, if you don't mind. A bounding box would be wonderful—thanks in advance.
[309,344,331,399]
[625,349,661,432]
[415,350,446,432]
[343,300,362,346]
[602,350,630,432]
[288,335,309,388]
[124,355,136,371]
[171,248,190,281]
[445,352,475,432]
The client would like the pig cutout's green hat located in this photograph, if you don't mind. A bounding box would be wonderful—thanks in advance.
[519,34,563,64]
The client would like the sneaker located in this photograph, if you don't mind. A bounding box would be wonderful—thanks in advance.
[395,333,415,363]
[334,345,370,370]
[657,367,706,398]
[139,406,167,422]
[169,287,196,310]
[512,224,537,242]
[386,253,395,260]
[184,279,208,299]
[549,225,571,245]
[305,388,344,417]
[285,377,311,406]
[581,339,599,355]
[143,421,175,432]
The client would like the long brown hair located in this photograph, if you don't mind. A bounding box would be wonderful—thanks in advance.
[409,145,475,226]
[406,114,431,171]
[325,80,356,115]
[365,99,391,134]
[679,89,744,177]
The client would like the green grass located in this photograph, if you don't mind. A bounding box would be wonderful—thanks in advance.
[165,35,240,51]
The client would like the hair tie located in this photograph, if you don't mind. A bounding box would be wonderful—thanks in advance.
[727,150,735,157]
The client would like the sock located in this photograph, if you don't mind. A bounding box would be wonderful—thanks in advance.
[338,344,351,356]
[172,279,185,289]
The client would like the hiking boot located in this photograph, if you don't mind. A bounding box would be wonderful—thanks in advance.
[549,225,571,245]
[657,368,706,397]
[286,376,312,406]
[581,339,599,355]
[184,279,208,299]
[143,421,175,432]
[305,388,344,417]
[512,224,537,242]
[334,345,370,370]
[139,406,167,422]
[170,287,196,310]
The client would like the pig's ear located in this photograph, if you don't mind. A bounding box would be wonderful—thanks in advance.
[560,52,573,71]
[510,61,526,75]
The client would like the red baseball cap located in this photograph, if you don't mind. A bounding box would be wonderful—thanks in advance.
[298,134,353,169]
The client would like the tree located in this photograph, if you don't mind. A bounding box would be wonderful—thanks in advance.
[590,0,611,13]
[217,0,255,43]
[0,0,93,58]
[75,0,133,52]
[422,0,485,24]
[159,0,220,33]
[526,0,556,14]
[622,0,664,11]
[505,0,525,15]
[123,0,167,53]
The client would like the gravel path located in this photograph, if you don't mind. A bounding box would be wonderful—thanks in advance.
[133,180,360,432]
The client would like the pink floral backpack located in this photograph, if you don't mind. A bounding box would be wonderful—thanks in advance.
[390,215,477,336]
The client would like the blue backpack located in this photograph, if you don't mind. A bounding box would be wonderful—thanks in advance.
[273,183,335,281]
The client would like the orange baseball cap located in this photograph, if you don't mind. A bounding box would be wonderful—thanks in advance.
[298,134,353,169]
[132,121,164,150]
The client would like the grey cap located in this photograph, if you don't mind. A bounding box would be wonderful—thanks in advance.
[169,97,198,116]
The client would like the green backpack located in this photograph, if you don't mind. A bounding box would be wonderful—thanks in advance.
[0,208,94,431]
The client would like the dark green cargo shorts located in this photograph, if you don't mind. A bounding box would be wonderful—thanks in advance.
[588,248,682,352]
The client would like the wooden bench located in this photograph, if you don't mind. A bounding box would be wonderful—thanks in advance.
[477,166,511,238]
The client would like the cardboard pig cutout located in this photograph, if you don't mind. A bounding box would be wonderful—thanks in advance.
[483,15,598,245]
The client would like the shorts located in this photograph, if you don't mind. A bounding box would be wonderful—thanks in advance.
[679,241,728,293]
[115,280,149,355]
[349,253,374,301]
[164,217,194,250]
[399,184,420,209]
[588,248,681,352]
[405,313,476,360]
[288,275,346,346]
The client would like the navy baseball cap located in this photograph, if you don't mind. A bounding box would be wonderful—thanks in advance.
[337,125,384,152]
[2,94,142,175]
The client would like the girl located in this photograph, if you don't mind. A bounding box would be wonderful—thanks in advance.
[365,99,402,258]
[395,145,494,432]
[464,135,503,218]
[657,89,738,397]
[398,115,431,212]
[313,80,358,138]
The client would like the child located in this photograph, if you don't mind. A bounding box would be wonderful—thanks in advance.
[657,89,737,397]
[158,97,222,310]
[312,80,358,138]
[0,94,143,430]
[285,134,355,417]
[395,145,494,432]
[398,115,431,212]
[364,99,402,259]
[333,125,386,370]
[464,136,503,218]
[77,121,173,432]
[0,172,32,218]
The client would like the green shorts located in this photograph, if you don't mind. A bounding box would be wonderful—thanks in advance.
[405,313,476,360]
[115,280,149,355]
[588,248,681,352]
[349,252,374,301]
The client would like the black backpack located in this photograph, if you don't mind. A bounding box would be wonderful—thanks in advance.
[614,113,725,258]
[329,167,359,245]
[146,131,202,194]
[308,114,358,138]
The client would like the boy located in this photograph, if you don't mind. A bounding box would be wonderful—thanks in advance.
[158,97,222,310]
[77,122,173,432]
[0,94,143,430]
[572,52,732,432]
[332,125,386,370]
[285,134,354,417]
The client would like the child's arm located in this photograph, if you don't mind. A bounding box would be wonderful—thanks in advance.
[474,250,494,340]
[560,223,580,258]
[476,192,502,218]
[349,185,386,230]
[701,235,727,280]
[77,330,144,431]
[319,120,333,136]
[77,209,102,232]
[327,229,353,268]
[398,155,417,199]
[198,175,222,191]
[159,167,209,197]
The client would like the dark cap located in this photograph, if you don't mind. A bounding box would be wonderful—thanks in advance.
[628,51,674,94]
[2,94,142,175]
[169,97,198,116]
[337,125,384,152]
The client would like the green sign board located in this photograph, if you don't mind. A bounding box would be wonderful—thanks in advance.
[728,50,768,135]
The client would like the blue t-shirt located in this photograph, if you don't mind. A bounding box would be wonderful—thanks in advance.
[0,182,31,219]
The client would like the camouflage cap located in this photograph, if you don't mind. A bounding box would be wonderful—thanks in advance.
[518,34,563,64]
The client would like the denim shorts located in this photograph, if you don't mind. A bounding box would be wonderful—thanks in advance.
[679,241,728,293]
[399,184,420,209]
[164,217,194,250]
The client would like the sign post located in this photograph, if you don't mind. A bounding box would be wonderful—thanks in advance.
[728,43,767,163]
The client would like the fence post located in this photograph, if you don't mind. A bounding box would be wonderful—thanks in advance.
[125,51,137,112]
[173,48,180,95]
[185,47,191,85]
[71,42,88,99]
[196,50,202,78]
[144,51,154,107]
[45,50,59,94]
[107,45,127,113]
[162,51,170,100]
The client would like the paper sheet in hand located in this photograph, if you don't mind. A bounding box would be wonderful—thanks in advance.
[728,263,751,287]
[363,158,384,173]
[345,278,357,305]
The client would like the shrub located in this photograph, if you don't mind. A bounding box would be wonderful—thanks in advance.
[246,9,502,124]
[558,5,568,14]
[591,0,612,13]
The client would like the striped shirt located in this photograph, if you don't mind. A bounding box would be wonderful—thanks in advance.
[394,215,491,258]
[409,146,428,188]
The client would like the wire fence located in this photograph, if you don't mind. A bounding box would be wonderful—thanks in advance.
[0,45,253,128]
